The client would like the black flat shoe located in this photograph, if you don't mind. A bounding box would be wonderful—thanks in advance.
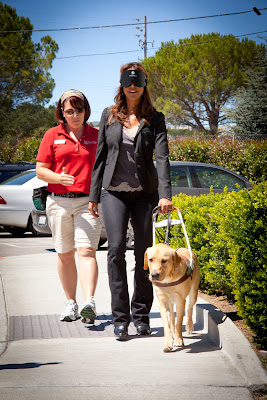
[114,325,128,340]
[136,324,151,336]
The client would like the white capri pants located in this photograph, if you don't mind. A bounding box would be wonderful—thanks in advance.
[46,195,102,254]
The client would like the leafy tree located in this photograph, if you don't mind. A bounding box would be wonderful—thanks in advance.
[2,103,57,137]
[0,2,58,111]
[226,51,267,137]
[143,33,265,136]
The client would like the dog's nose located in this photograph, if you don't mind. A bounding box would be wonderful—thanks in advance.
[151,272,160,280]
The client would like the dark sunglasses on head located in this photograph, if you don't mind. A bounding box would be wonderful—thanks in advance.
[120,70,147,88]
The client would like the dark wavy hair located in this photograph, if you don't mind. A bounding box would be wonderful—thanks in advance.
[108,62,156,126]
[56,92,91,124]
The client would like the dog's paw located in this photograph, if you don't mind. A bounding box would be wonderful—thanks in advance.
[163,338,173,352]
[186,322,194,334]
[173,338,184,347]
[163,345,173,353]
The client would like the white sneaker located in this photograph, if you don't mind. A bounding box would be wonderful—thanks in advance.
[80,297,97,324]
[60,299,79,322]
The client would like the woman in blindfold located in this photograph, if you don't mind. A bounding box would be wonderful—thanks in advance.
[89,62,173,339]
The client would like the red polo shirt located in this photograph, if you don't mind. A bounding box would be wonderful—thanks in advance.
[36,123,98,194]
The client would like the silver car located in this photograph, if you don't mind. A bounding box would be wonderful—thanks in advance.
[0,161,36,183]
[0,169,108,243]
[168,161,252,195]
[0,170,47,235]
[31,161,252,246]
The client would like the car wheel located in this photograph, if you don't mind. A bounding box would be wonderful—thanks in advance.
[5,226,27,236]
[126,220,134,249]
[27,215,40,236]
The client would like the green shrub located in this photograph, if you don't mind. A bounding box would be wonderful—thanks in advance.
[0,135,16,162]
[11,135,41,163]
[214,182,267,348]
[0,126,51,163]
[169,191,231,294]
[3,132,266,185]
[168,138,267,184]
[162,183,267,346]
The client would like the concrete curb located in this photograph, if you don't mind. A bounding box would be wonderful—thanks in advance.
[0,273,8,356]
[196,298,267,389]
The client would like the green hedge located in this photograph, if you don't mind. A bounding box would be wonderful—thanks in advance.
[162,183,267,347]
[11,135,42,163]
[168,137,267,184]
[1,134,266,186]
[0,134,41,163]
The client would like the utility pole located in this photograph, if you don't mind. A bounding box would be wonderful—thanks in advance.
[136,16,154,59]
[143,16,147,59]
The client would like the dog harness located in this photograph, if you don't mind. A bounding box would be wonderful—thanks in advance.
[151,272,192,288]
[152,206,194,273]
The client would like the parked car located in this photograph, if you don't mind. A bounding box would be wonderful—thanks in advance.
[0,169,47,235]
[31,162,252,246]
[32,206,133,248]
[0,169,109,244]
[0,161,36,183]
[167,161,252,196]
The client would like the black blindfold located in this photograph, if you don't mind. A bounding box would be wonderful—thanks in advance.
[120,70,147,88]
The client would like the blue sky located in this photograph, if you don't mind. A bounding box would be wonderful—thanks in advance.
[4,0,267,122]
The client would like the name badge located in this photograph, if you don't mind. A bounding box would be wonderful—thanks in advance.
[54,139,66,144]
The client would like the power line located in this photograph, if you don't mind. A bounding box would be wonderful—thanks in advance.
[55,30,266,60]
[0,8,266,34]
[54,49,142,59]
[1,29,266,62]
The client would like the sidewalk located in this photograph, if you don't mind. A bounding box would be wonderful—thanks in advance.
[0,250,266,400]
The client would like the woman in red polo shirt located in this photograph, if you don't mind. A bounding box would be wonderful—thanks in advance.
[36,89,101,324]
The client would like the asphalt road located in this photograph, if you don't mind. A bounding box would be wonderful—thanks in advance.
[0,230,108,258]
[0,231,53,258]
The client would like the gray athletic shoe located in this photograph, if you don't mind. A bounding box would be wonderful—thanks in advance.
[80,297,97,324]
[60,299,79,322]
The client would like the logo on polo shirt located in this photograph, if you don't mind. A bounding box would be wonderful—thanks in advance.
[84,141,97,145]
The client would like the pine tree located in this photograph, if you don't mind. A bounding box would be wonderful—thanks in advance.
[143,33,265,136]
[0,2,58,110]
[228,52,267,137]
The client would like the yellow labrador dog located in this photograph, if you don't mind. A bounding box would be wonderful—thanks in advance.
[144,243,200,352]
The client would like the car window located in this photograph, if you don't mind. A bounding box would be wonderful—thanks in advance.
[0,170,36,185]
[170,166,192,188]
[194,167,246,189]
[0,171,21,182]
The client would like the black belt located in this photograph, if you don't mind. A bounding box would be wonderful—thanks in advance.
[48,192,89,198]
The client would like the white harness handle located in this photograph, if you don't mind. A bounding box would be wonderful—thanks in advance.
[152,206,194,271]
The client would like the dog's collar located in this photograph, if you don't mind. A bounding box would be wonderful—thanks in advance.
[151,271,192,288]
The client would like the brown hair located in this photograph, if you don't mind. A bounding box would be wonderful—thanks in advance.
[108,62,156,126]
[56,92,91,124]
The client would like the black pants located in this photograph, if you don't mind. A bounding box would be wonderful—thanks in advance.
[100,189,159,327]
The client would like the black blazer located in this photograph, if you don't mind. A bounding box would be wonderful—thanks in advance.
[89,107,172,203]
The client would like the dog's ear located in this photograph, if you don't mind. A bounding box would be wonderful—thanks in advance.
[169,250,181,276]
[144,249,150,270]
